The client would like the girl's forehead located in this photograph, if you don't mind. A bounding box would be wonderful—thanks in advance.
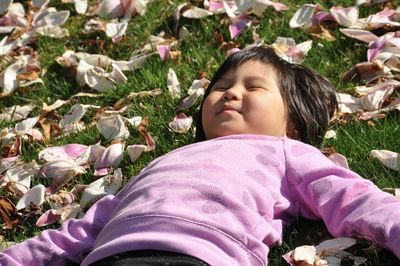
[220,61,277,79]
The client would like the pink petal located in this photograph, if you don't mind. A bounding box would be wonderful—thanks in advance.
[94,143,124,173]
[156,44,170,61]
[328,153,349,169]
[144,132,156,150]
[311,11,335,24]
[368,33,394,61]
[208,0,224,12]
[39,144,88,162]
[36,209,60,227]
[98,0,125,19]
[340,28,377,43]
[229,19,250,39]
[330,6,358,27]
[227,48,241,57]
[169,113,193,133]
[94,167,110,176]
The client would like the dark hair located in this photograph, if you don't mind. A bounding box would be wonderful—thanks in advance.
[194,45,338,146]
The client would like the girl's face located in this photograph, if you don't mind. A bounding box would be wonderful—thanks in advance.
[202,60,289,140]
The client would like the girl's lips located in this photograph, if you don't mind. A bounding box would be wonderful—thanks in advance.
[217,105,241,114]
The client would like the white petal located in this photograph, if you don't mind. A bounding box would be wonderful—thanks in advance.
[293,245,316,264]
[316,238,356,254]
[336,93,362,113]
[114,53,153,71]
[289,4,316,28]
[4,161,40,187]
[127,145,147,163]
[42,99,69,114]
[167,68,180,99]
[59,204,80,223]
[8,3,25,17]
[122,116,142,128]
[60,104,99,128]
[0,0,13,15]
[43,10,70,27]
[98,0,125,19]
[370,150,399,171]
[97,115,130,140]
[105,21,128,42]
[110,63,127,83]
[74,0,88,14]
[39,160,86,190]
[84,67,116,91]
[2,61,22,96]
[14,117,39,134]
[32,0,49,8]
[0,156,20,174]
[178,89,204,109]
[324,129,337,139]
[35,25,69,38]
[0,104,34,123]
[74,142,106,165]
[80,169,122,208]
[182,6,213,18]
[187,78,210,95]
[76,59,92,86]
[16,184,45,210]
[360,87,394,111]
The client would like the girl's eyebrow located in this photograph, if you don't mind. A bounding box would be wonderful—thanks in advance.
[243,76,267,83]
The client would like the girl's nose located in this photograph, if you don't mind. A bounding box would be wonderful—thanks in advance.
[223,84,243,100]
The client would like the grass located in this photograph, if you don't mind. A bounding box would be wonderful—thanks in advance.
[1,0,400,264]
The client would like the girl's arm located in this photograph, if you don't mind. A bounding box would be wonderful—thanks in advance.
[285,143,400,259]
[0,194,120,265]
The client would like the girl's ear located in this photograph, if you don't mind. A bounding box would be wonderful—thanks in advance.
[286,120,299,140]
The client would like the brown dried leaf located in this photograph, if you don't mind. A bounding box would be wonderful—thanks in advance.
[0,196,21,230]
[3,137,21,158]
[113,88,162,110]
[309,24,336,42]
[38,118,62,140]
[16,71,39,81]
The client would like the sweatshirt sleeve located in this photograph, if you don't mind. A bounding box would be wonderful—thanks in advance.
[0,194,120,266]
[284,140,400,259]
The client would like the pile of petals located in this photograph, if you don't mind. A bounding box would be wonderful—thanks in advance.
[175,0,288,40]
[83,0,150,43]
[283,237,367,265]
[0,1,73,96]
[56,50,153,92]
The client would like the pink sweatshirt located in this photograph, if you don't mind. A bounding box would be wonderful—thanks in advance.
[1,134,399,265]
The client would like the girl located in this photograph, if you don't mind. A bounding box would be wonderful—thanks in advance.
[1,46,399,266]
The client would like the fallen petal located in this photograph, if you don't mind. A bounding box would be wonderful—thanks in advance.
[94,143,124,174]
[127,145,147,163]
[0,105,34,123]
[167,68,180,98]
[97,115,130,140]
[16,184,45,210]
[39,144,88,162]
[370,150,399,171]
[169,113,193,133]
[289,4,317,28]
[36,209,59,227]
[315,237,356,254]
